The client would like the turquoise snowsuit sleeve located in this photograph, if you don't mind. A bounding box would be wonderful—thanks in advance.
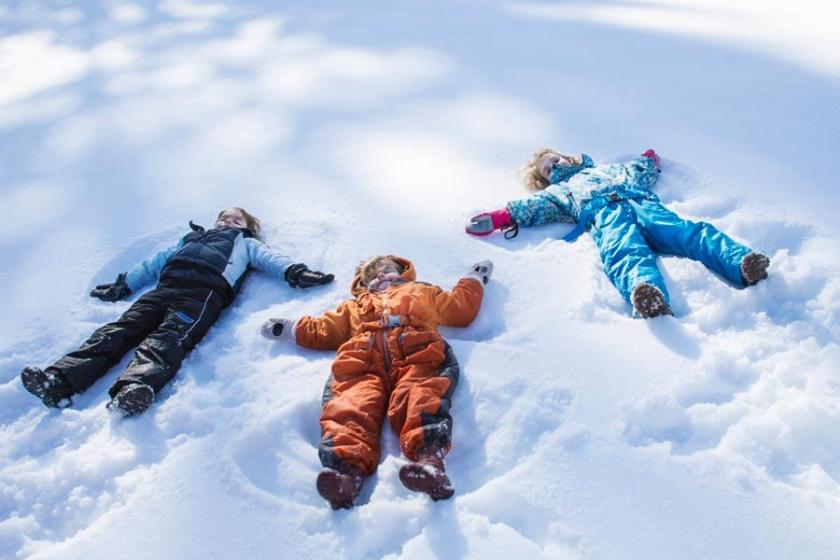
[506,187,577,227]
[244,237,294,279]
[626,155,659,191]
[124,240,184,292]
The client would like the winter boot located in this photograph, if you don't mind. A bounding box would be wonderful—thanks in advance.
[107,383,155,416]
[632,283,671,318]
[399,444,454,501]
[316,464,366,510]
[21,366,72,408]
[741,252,770,286]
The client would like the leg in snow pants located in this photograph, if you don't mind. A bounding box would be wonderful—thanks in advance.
[590,198,754,305]
[50,281,225,398]
[319,329,459,475]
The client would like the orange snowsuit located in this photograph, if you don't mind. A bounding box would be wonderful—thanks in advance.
[294,257,484,475]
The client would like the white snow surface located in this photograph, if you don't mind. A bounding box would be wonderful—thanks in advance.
[2,1,840,559]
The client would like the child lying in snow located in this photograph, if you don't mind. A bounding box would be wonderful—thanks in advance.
[262,255,492,508]
[21,207,334,416]
[466,149,769,317]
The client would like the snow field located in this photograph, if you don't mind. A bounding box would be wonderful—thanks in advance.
[2,1,840,559]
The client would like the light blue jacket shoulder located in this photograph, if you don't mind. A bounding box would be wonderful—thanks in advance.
[125,240,183,292]
[241,236,294,279]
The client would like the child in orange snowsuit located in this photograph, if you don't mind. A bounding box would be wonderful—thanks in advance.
[262,256,492,509]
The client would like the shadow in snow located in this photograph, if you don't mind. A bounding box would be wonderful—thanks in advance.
[646,315,702,360]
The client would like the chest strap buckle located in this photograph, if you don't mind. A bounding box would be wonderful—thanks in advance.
[383,314,403,327]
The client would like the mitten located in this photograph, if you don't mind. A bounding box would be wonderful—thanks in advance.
[261,318,297,340]
[285,263,335,289]
[467,260,494,285]
[466,209,514,236]
[90,273,132,302]
[642,149,661,171]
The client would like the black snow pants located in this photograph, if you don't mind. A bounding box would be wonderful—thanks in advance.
[50,280,226,398]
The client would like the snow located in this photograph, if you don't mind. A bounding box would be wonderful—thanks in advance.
[1,1,839,559]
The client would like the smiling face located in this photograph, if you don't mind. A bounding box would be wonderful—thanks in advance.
[215,208,248,230]
[361,257,404,292]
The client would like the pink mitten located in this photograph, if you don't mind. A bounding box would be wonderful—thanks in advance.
[466,208,513,236]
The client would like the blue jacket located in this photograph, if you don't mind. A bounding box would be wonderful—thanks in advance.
[125,224,293,304]
[506,155,660,241]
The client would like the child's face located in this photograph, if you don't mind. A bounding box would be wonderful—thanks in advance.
[364,259,402,292]
[537,153,575,181]
[216,208,248,230]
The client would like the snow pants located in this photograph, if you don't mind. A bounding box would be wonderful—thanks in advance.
[50,281,225,398]
[319,328,459,475]
[589,197,753,306]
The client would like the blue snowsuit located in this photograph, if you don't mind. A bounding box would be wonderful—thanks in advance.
[506,155,754,307]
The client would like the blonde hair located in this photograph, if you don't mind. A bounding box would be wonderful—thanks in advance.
[356,256,404,288]
[218,207,262,237]
[518,148,582,191]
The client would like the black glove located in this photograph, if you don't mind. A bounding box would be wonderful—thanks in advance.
[284,263,335,289]
[90,273,132,301]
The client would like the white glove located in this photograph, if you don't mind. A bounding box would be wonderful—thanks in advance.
[261,318,297,340]
[467,260,493,285]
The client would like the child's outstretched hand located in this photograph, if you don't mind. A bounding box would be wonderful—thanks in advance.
[642,149,661,171]
[466,209,514,236]
[467,260,494,285]
[261,318,296,340]
[285,263,335,289]
[90,273,132,302]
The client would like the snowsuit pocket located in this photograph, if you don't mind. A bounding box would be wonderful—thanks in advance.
[398,330,444,365]
[332,336,374,379]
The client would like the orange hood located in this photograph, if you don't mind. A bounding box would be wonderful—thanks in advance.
[350,255,417,296]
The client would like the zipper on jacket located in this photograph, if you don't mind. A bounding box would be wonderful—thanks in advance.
[378,329,392,372]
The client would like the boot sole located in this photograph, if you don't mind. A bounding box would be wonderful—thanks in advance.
[21,367,49,399]
[742,253,770,286]
[632,284,671,319]
[316,470,357,510]
[21,367,71,408]
[399,463,454,501]
[110,385,154,416]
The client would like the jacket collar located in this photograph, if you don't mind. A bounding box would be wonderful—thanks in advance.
[548,153,594,184]
[188,221,255,238]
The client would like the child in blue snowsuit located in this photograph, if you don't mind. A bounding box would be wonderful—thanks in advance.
[466,149,770,317]
[21,207,334,415]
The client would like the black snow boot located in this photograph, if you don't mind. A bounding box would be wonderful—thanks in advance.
[107,383,155,416]
[399,444,454,501]
[21,367,72,408]
[741,252,770,286]
[632,283,671,319]
[317,463,366,510]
